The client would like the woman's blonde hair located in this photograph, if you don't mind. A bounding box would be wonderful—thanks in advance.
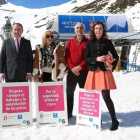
[41,31,55,48]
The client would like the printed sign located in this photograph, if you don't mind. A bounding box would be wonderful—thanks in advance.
[36,81,68,126]
[77,89,101,131]
[58,15,128,34]
[0,83,32,128]
[53,31,60,41]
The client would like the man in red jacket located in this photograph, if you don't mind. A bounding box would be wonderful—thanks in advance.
[65,22,88,119]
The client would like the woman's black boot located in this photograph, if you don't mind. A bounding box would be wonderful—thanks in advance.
[110,121,119,131]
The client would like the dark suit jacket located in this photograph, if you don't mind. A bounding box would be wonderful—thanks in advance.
[85,39,119,71]
[0,37,33,81]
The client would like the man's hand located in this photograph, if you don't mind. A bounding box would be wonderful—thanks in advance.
[74,71,80,76]
[75,66,82,72]
[71,67,77,74]
[26,74,32,82]
[0,75,5,82]
[71,66,81,76]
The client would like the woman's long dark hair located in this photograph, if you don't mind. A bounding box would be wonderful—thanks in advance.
[89,21,108,41]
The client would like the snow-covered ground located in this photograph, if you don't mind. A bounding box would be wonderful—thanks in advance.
[0,51,140,140]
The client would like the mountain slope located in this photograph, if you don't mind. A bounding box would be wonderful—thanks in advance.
[71,0,140,13]
[0,0,140,49]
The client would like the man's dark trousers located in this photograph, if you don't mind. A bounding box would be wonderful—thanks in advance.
[66,70,88,118]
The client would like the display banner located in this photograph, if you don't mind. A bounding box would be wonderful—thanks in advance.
[36,81,68,126]
[77,89,101,131]
[0,82,32,128]
[58,15,128,34]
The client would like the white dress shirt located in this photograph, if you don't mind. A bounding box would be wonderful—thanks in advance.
[13,37,21,46]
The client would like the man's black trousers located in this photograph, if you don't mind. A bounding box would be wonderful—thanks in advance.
[66,70,88,117]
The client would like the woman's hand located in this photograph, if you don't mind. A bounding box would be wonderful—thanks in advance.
[34,74,39,82]
[106,65,113,70]
[39,75,43,83]
[58,78,63,81]
[96,56,106,62]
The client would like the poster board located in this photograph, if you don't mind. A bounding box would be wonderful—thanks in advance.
[77,89,101,131]
[0,82,32,128]
[36,81,68,126]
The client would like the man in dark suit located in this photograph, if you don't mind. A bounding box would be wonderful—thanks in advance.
[0,23,33,82]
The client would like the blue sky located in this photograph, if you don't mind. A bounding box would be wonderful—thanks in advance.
[8,0,71,8]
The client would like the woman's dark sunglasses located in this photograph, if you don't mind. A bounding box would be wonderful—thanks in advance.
[46,35,54,39]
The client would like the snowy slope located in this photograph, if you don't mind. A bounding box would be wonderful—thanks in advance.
[0,1,95,49]
[125,3,140,32]
[0,1,140,50]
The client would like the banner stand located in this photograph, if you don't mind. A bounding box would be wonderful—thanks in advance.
[35,81,68,127]
[0,82,33,128]
[77,89,101,131]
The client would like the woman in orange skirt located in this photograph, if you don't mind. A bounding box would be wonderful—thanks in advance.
[84,21,119,131]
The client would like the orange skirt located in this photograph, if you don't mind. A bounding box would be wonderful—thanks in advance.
[84,68,117,90]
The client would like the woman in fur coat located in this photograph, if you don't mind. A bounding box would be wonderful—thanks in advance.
[32,31,67,82]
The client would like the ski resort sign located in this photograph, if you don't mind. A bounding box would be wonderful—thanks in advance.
[53,31,60,41]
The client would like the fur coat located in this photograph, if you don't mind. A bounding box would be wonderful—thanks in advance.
[32,43,68,81]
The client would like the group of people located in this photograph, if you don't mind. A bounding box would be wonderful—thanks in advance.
[0,21,119,131]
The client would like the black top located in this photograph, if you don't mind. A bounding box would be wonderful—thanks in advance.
[85,39,119,71]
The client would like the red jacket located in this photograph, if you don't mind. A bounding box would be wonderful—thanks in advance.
[65,36,88,71]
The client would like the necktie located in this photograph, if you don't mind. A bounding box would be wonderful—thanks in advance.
[16,39,19,53]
